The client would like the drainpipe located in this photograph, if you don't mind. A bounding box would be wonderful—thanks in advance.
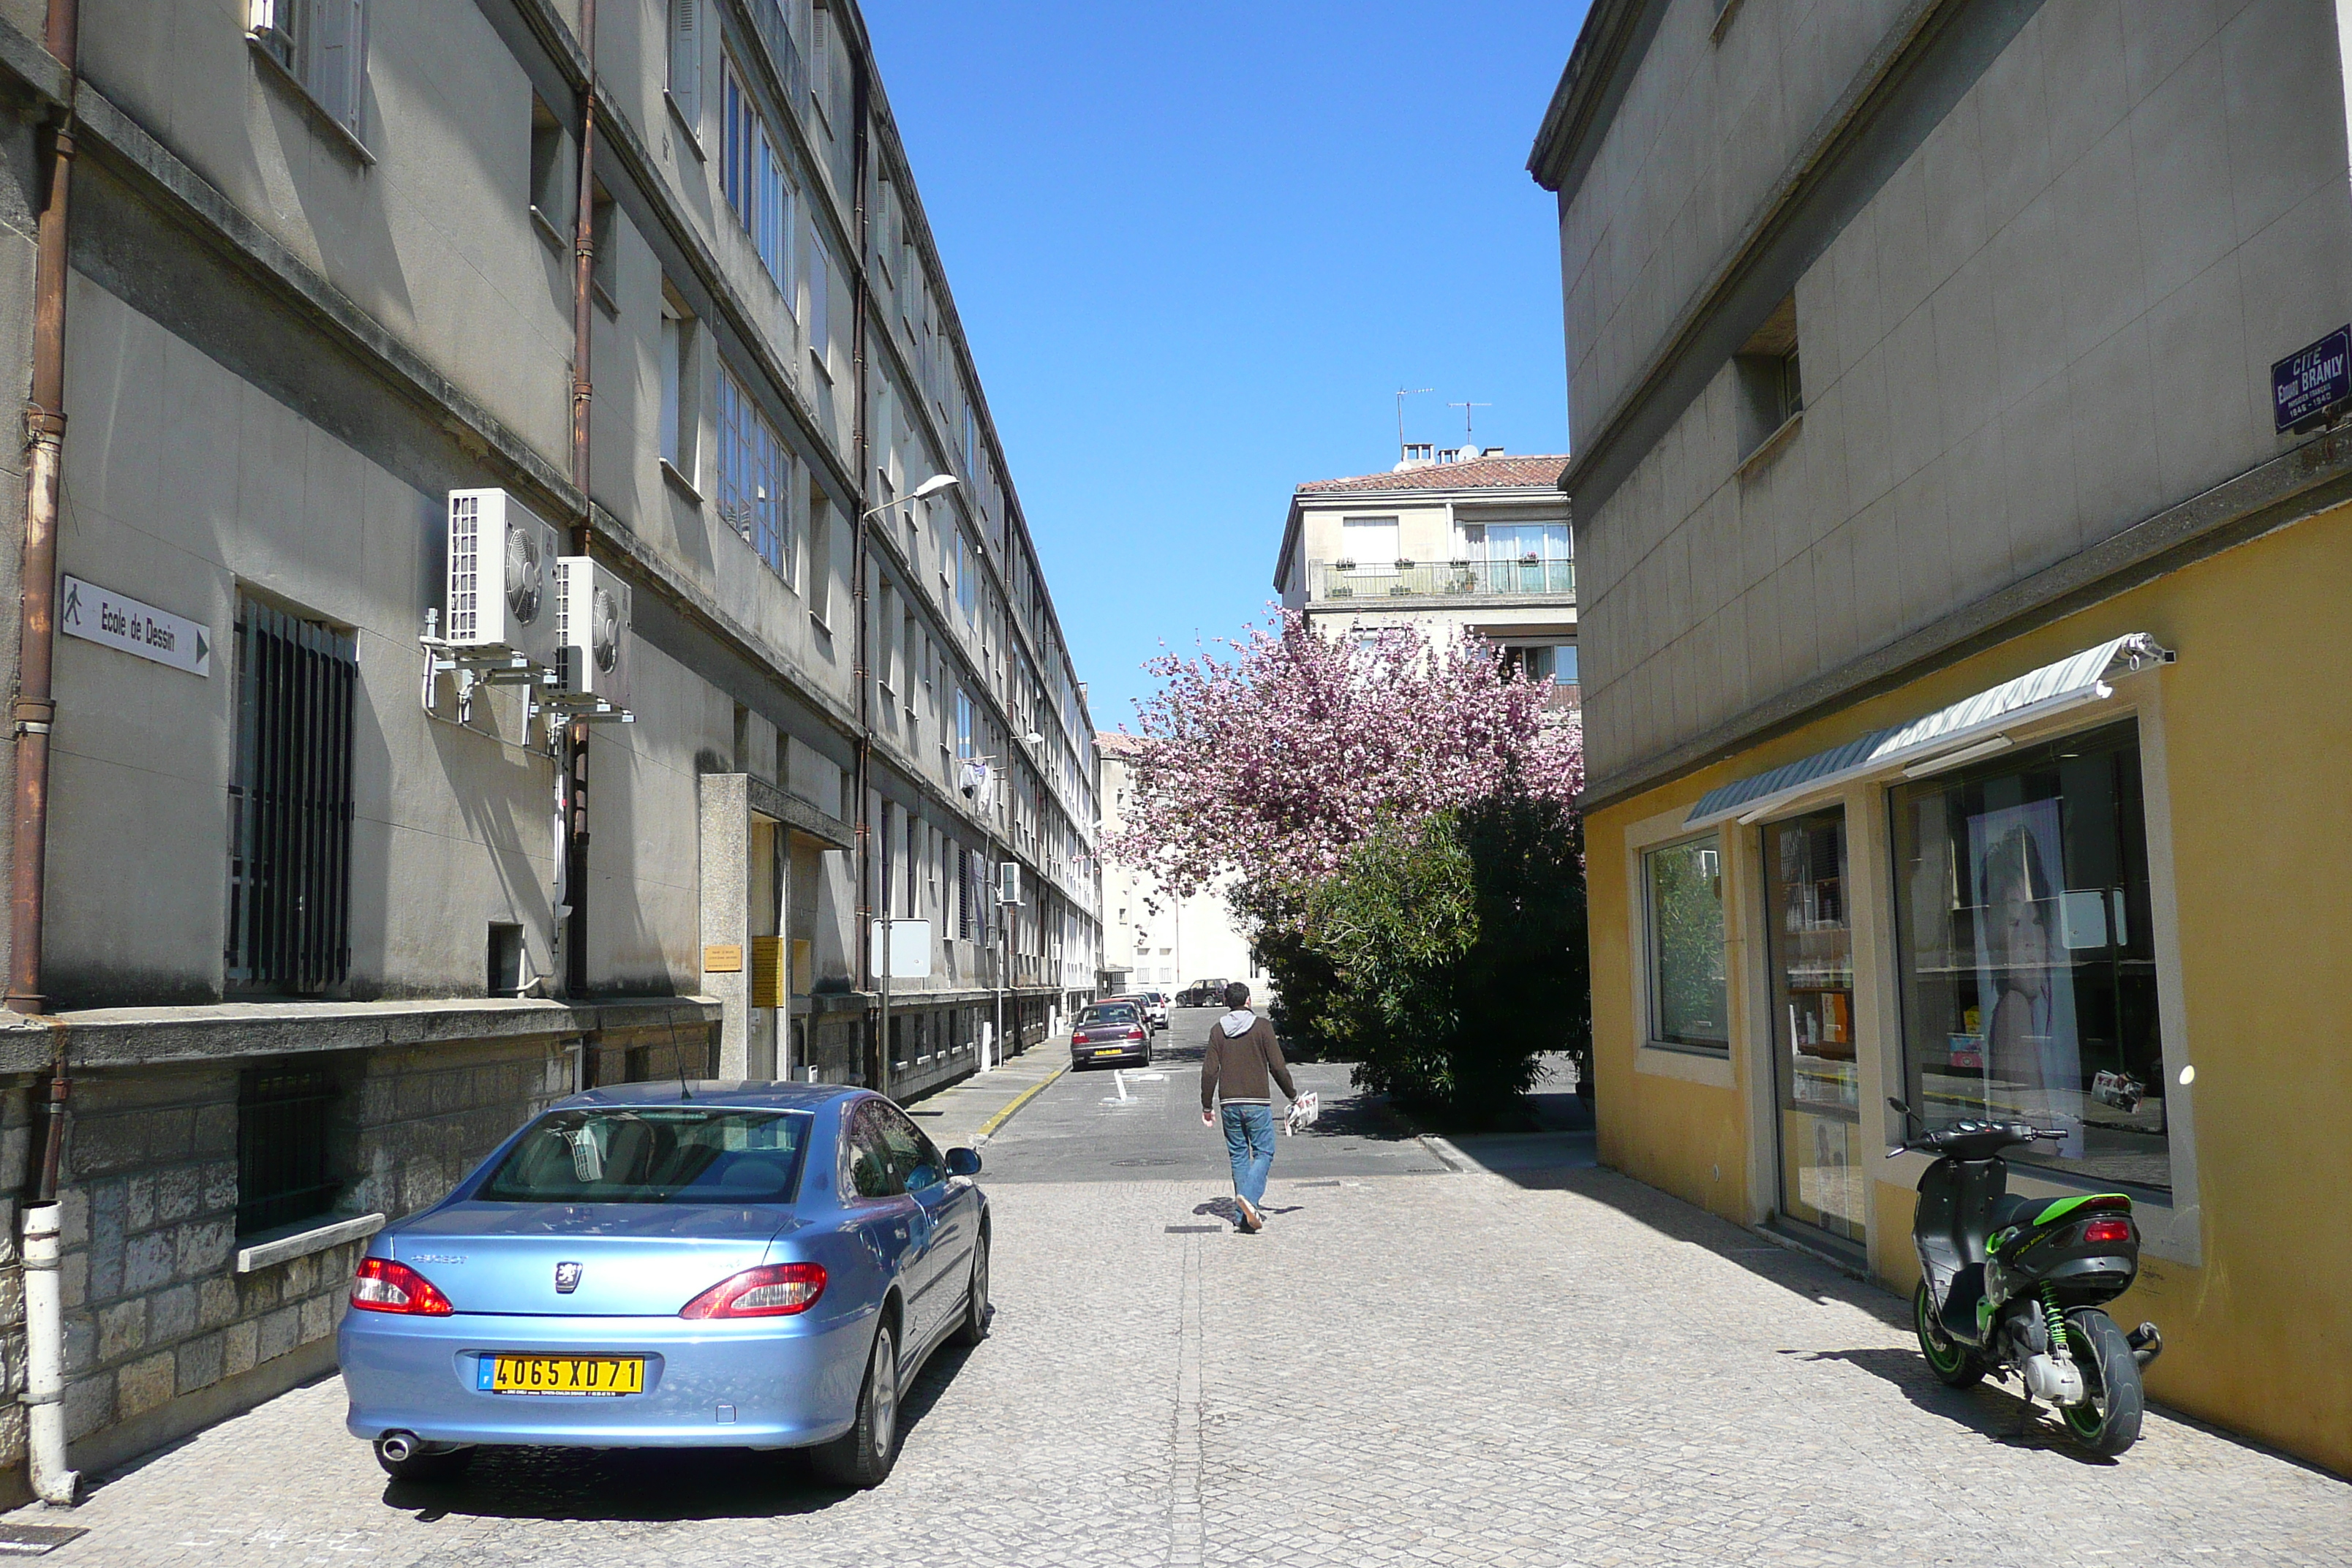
[562,0,598,997]
[848,48,875,1088]
[15,0,80,1509]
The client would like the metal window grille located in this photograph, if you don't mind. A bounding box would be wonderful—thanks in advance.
[226,598,357,992]
[236,1063,342,1237]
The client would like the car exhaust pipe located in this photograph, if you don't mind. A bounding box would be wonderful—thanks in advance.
[2128,1322,2163,1368]
[377,1431,418,1465]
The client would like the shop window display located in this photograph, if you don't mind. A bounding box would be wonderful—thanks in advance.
[1644,837,1727,1052]
[1767,809,1863,1243]
[1890,720,2168,1192]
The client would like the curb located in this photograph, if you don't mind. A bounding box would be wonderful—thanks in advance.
[973,1064,1070,1144]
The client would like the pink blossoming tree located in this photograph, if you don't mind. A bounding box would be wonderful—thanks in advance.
[1105,611,1583,900]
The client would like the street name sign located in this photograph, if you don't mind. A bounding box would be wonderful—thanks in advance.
[59,576,211,676]
[2272,325,2351,431]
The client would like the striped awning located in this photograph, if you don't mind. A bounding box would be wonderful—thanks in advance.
[1684,633,2175,829]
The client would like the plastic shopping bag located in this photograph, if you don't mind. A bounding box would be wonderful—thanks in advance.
[1283,1091,1320,1134]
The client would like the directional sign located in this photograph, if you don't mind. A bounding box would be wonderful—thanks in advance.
[59,576,211,676]
[870,919,933,979]
[2273,325,2351,431]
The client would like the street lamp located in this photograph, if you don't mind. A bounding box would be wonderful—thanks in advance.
[862,472,960,519]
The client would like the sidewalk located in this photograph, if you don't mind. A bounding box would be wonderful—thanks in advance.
[900,1033,1071,1150]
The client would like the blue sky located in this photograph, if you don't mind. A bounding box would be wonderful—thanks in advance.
[864,1,1592,730]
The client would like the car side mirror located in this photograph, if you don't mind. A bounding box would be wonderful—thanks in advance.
[946,1147,982,1177]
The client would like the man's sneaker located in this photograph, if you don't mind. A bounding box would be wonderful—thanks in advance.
[1236,1196,1264,1233]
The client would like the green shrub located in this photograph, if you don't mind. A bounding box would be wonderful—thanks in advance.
[1300,798,1588,1121]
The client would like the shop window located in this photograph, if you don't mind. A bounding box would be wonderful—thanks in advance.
[236,1060,344,1237]
[1643,837,1727,1053]
[1890,719,2169,1192]
[1767,808,1863,1244]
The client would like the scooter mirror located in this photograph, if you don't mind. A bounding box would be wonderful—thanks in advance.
[1886,1096,1913,1116]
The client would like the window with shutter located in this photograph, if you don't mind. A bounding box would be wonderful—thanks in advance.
[668,0,702,124]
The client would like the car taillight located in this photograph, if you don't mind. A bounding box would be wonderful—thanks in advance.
[1128,1028,1146,1040]
[2082,1218,2133,1245]
[679,1262,827,1319]
[351,1257,454,1316]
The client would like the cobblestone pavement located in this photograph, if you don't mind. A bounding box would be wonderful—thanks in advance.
[12,1157,2348,1564]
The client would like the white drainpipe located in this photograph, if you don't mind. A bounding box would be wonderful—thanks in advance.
[21,1202,77,1504]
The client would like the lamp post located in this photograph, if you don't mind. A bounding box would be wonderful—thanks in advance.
[859,473,957,1098]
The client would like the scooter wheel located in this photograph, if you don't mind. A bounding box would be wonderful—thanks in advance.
[2059,1308,2144,1457]
[1915,1280,1985,1389]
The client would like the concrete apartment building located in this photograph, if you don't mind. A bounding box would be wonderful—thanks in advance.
[1273,445,1578,697]
[1534,0,2352,1472]
[0,0,1099,1494]
[1094,732,1262,998]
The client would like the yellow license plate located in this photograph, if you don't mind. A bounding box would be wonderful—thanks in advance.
[1093,1047,1125,1056]
[486,1355,644,1396]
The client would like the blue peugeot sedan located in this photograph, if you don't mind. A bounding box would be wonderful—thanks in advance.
[338,1082,990,1489]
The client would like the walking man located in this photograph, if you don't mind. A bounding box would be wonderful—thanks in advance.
[1200,982,1296,1233]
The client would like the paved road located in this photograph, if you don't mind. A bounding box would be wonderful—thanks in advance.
[12,1020,2348,1566]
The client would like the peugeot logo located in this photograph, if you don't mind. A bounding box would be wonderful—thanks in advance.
[554,1262,584,1294]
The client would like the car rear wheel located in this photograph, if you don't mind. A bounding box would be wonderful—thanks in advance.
[812,1320,900,1488]
[953,1231,992,1347]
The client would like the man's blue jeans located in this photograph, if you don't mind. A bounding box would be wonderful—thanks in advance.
[1221,1104,1275,1207]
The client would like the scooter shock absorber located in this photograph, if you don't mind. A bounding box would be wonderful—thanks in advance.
[2041,1282,2070,1359]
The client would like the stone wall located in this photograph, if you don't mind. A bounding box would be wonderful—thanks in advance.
[48,1030,585,1477]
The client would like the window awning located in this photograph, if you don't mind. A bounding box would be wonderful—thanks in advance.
[1684,633,2175,830]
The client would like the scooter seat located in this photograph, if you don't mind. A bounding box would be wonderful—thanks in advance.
[1986,1193,2039,1232]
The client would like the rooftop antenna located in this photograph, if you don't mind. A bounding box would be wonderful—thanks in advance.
[1447,400,1493,440]
[1395,387,1433,456]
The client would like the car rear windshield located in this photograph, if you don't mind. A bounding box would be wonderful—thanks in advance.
[1081,1005,1137,1025]
[476,1107,812,1205]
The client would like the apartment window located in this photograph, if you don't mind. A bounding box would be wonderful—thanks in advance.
[529,96,569,231]
[1644,837,1727,1053]
[1735,294,1803,461]
[955,530,976,621]
[666,0,701,125]
[954,844,970,939]
[721,63,792,296]
[1891,720,2168,1192]
[227,596,356,993]
[716,364,791,576]
[659,283,698,479]
[810,4,835,126]
[249,0,367,141]
[808,237,831,374]
[962,405,978,480]
[589,182,617,304]
[956,690,974,759]
[1501,643,1578,685]
[1339,516,1399,569]
[902,610,919,722]
[236,1059,343,1237]
[807,486,836,625]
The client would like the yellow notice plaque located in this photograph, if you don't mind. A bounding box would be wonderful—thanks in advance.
[703,943,745,973]
[750,936,785,1008]
[486,1355,644,1396]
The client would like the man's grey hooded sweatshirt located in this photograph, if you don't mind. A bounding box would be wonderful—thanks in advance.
[1201,1009,1298,1110]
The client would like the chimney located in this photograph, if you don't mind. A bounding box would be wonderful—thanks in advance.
[1393,442,1435,472]
[1482,445,1505,457]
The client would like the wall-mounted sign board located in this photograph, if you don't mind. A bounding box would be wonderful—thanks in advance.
[59,576,211,676]
[702,943,745,973]
[870,919,932,979]
[2273,325,2350,431]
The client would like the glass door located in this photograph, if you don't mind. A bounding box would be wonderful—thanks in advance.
[1766,808,1864,1245]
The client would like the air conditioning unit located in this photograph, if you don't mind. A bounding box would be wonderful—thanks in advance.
[445,489,561,667]
[998,862,1022,906]
[554,556,630,709]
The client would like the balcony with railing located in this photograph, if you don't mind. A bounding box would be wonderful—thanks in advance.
[1307,557,1575,603]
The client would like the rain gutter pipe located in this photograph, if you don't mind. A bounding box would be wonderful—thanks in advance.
[564,0,597,998]
[16,0,80,1509]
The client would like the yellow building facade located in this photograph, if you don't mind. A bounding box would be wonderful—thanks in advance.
[1533,0,2352,1480]
[1588,507,2352,1474]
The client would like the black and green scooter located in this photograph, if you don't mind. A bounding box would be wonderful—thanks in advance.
[1889,1098,2163,1455]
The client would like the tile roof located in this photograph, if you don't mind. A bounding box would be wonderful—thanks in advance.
[1094,731,1148,756]
[1296,454,1568,495]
